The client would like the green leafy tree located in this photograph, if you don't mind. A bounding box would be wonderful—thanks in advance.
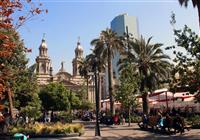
[0,0,47,120]
[0,30,41,120]
[0,29,26,118]
[39,83,70,111]
[77,83,88,101]
[115,64,140,126]
[91,28,124,115]
[120,36,171,114]
[70,93,81,110]
[13,64,41,119]
[76,84,94,110]
[166,24,200,102]
[79,58,90,99]
[79,101,94,110]
[86,48,106,111]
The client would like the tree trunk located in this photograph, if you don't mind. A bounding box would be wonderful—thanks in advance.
[128,106,131,126]
[94,69,100,136]
[142,92,149,115]
[86,77,89,100]
[108,46,114,115]
[98,72,101,112]
[7,87,14,120]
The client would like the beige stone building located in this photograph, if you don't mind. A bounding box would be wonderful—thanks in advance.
[35,37,52,85]
[35,37,106,103]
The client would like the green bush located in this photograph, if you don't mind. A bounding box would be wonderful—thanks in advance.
[9,122,85,135]
[186,115,200,129]
[130,115,141,123]
[56,112,73,123]
[9,126,36,135]
[20,105,41,120]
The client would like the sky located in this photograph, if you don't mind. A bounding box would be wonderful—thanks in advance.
[18,0,199,74]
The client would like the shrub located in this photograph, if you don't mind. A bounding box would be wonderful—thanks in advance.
[56,112,73,123]
[9,122,85,135]
[186,115,200,129]
[9,126,36,135]
[130,115,141,123]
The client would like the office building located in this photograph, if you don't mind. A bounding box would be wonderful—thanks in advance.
[111,13,139,38]
[104,14,139,99]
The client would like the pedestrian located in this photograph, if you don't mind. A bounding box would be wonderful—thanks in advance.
[113,114,119,125]
[122,116,125,125]
[142,114,148,129]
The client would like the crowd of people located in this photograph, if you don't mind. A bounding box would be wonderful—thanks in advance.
[139,107,189,134]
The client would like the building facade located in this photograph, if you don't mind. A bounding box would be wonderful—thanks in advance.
[111,13,139,38]
[35,37,52,85]
[111,13,139,79]
[36,37,99,103]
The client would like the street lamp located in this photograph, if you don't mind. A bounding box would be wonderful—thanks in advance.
[92,57,101,136]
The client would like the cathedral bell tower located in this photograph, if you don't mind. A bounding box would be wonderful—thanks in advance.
[36,35,52,85]
[72,38,83,76]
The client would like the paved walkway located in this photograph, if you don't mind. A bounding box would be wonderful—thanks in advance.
[31,121,200,140]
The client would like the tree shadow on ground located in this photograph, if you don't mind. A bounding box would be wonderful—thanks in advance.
[60,135,200,140]
[100,135,200,140]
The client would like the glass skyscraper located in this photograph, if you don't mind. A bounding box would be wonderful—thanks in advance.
[104,13,139,99]
[111,13,139,38]
[111,13,139,79]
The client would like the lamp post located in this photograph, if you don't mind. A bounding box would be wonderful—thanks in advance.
[93,57,101,136]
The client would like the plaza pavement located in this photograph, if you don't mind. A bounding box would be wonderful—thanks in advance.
[31,121,200,140]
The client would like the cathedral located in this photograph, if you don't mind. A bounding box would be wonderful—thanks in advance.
[35,37,99,103]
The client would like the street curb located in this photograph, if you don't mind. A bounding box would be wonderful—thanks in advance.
[29,133,82,138]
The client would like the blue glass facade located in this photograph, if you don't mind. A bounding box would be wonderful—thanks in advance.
[111,13,139,38]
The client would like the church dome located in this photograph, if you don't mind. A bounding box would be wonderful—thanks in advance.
[40,39,47,49]
[75,41,83,52]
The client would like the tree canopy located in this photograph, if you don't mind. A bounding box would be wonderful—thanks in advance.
[0,0,47,118]
[166,24,200,102]
[115,64,140,108]
[178,0,200,27]
[119,36,171,114]
[91,28,124,115]
[39,83,70,111]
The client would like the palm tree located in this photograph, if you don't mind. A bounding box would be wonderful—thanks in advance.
[78,58,91,100]
[178,0,200,27]
[118,36,171,114]
[86,48,106,111]
[91,28,124,115]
